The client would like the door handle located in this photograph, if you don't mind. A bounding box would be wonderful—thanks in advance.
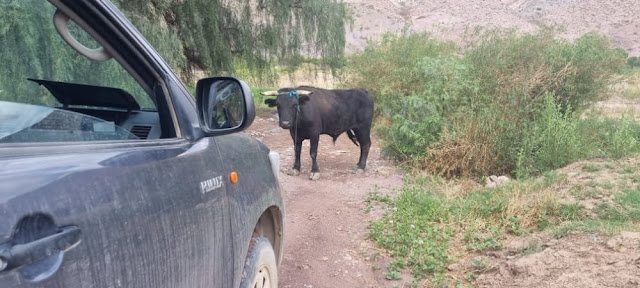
[0,226,81,273]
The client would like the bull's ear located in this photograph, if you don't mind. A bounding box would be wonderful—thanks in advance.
[298,95,311,104]
[264,99,277,107]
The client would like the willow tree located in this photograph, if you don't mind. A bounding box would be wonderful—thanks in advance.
[114,0,348,83]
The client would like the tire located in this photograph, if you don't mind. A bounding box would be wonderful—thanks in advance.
[240,237,278,288]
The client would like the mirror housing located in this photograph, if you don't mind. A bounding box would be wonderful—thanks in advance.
[196,76,255,136]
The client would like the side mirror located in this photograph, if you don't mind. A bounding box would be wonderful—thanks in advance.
[196,76,255,135]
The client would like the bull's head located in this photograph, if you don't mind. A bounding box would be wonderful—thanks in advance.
[262,88,313,129]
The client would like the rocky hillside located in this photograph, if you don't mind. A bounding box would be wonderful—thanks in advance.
[344,0,640,56]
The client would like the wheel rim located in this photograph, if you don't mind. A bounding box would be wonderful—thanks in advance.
[252,264,272,288]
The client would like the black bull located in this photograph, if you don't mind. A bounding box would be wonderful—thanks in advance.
[262,86,374,180]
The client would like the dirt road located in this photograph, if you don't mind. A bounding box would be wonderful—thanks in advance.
[247,115,404,288]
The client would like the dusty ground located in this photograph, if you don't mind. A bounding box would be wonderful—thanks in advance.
[246,114,404,288]
[475,232,640,287]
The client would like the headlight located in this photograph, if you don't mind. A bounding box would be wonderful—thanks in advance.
[268,150,280,180]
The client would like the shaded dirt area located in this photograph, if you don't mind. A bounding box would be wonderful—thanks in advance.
[246,114,404,288]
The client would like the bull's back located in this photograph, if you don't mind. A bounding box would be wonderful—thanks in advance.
[304,87,373,134]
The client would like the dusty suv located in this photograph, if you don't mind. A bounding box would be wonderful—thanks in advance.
[0,1,284,288]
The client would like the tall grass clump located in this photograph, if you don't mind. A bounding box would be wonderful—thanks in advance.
[346,29,629,178]
[515,94,588,178]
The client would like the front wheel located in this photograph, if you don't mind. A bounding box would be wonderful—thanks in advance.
[240,236,278,288]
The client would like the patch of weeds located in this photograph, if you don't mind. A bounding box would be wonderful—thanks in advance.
[367,182,452,282]
[366,189,393,205]
[463,223,503,252]
[464,272,477,282]
[585,180,599,188]
[621,165,635,174]
[543,171,564,186]
[503,216,526,235]
[559,203,585,221]
[552,220,640,238]
[569,184,587,199]
[601,182,615,190]
[631,175,640,183]
[471,256,491,273]
[365,189,393,213]
[522,240,542,255]
[384,271,402,280]
[582,163,602,172]
[367,175,567,281]
[595,202,628,222]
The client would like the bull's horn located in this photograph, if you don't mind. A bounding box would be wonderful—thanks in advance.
[297,90,313,95]
[260,90,279,96]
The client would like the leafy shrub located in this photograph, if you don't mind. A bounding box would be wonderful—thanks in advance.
[344,32,458,115]
[346,29,628,177]
[579,116,640,159]
[628,56,640,68]
[516,94,587,178]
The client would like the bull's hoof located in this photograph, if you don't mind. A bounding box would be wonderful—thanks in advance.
[287,169,300,176]
[309,172,320,181]
[353,168,365,174]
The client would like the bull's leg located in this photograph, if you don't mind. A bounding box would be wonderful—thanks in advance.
[309,135,320,180]
[353,128,371,173]
[288,136,303,176]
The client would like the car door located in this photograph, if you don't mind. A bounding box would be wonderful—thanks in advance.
[0,139,233,288]
[0,1,234,287]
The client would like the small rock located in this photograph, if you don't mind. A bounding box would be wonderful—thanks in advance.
[487,251,505,259]
[545,239,558,247]
[499,266,512,278]
[485,175,510,188]
[344,254,353,261]
[606,239,619,250]
[447,263,460,271]
[322,257,329,262]
[621,232,640,241]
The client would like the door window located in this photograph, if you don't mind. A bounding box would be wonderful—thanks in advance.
[0,1,165,143]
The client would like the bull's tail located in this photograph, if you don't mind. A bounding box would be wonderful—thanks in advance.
[346,130,359,147]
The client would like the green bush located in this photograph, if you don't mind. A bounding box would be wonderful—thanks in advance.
[344,32,458,114]
[579,116,640,159]
[346,30,629,177]
[516,94,587,178]
[628,56,640,68]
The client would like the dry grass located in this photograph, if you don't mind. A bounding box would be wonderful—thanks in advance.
[424,123,498,178]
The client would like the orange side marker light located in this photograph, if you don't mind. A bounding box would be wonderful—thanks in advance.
[229,171,239,184]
